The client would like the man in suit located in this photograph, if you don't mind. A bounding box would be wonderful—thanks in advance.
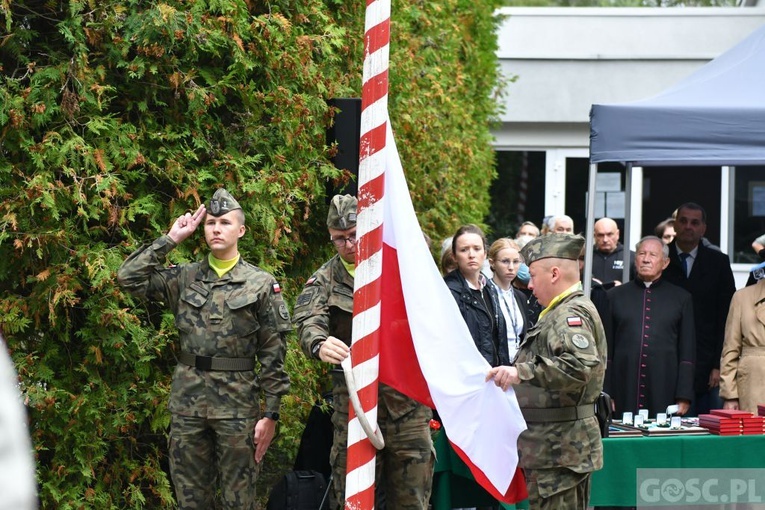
[661,202,736,415]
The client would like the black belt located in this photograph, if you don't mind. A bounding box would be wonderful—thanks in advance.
[178,352,255,372]
[520,404,596,423]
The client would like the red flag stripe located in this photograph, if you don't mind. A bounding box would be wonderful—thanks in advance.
[361,69,389,110]
[358,123,387,161]
[346,334,380,374]
[354,222,383,269]
[451,441,528,503]
[377,120,528,504]
[346,485,375,509]
[364,19,390,57]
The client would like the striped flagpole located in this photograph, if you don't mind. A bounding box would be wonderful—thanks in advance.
[344,0,391,508]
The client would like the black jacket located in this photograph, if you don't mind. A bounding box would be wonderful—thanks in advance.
[662,241,736,393]
[444,269,509,367]
[592,242,636,289]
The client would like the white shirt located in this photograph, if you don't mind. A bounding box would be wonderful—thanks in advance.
[676,245,699,277]
[490,281,524,360]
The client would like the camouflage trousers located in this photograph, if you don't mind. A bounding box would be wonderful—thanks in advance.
[329,381,434,510]
[524,468,591,510]
[169,414,258,510]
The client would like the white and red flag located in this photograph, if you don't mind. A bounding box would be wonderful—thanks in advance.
[346,0,527,506]
[376,123,528,504]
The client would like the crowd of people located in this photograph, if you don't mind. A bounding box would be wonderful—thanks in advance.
[436,203,765,508]
[115,189,765,510]
[7,187,760,510]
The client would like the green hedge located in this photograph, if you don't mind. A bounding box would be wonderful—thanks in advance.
[0,0,504,507]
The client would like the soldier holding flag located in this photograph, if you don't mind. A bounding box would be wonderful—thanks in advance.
[487,234,606,509]
[294,194,434,509]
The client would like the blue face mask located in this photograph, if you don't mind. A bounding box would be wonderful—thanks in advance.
[752,260,765,281]
[516,263,531,284]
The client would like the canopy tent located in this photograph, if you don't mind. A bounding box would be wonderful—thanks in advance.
[590,24,765,167]
[583,24,765,290]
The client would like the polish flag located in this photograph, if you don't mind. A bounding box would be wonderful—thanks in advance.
[377,122,528,503]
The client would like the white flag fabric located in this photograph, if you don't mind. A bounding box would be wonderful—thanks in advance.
[377,122,527,503]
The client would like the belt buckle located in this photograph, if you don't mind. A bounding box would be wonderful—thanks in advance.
[195,356,213,371]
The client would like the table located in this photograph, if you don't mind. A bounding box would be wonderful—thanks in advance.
[432,431,529,510]
[434,432,765,508]
[591,435,765,506]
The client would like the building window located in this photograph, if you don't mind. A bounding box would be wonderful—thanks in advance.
[733,166,765,264]
[488,151,546,238]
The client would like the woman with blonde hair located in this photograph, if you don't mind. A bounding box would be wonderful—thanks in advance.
[488,238,529,360]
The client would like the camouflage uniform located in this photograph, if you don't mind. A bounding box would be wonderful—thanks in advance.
[117,190,291,510]
[294,216,434,509]
[515,234,606,510]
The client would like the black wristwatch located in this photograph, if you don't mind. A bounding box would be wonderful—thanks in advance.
[311,340,325,360]
[263,411,280,421]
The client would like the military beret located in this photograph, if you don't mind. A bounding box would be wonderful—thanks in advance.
[520,233,585,265]
[327,194,357,230]
[208,188,242,217]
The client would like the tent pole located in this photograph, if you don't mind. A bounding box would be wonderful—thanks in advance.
[584,163,598,297]
[622,162,633,284]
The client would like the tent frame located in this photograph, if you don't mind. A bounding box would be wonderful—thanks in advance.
[582,163,633,297]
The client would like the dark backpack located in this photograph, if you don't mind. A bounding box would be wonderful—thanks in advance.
[266,470,330,510]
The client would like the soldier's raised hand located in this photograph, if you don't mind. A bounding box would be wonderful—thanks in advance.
[168,205,206,244]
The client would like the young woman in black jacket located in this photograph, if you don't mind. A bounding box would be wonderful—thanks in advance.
[443,224,509,368]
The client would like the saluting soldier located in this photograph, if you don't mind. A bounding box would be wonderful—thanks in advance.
[293,194,434,509]
[486,234,606,510]
[117,188,291,510]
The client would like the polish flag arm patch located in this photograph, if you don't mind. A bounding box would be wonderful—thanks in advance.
[566,316,582,327]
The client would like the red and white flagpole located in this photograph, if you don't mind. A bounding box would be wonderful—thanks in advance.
[343,0,391,508]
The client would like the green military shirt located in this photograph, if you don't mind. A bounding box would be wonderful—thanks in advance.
[117,235,291,419]
[513,288,606,474]
[293,254,422,419]
[293,254,353,358]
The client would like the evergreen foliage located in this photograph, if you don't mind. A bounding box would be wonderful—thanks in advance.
[504,0,737,6]
[0,0,504,507]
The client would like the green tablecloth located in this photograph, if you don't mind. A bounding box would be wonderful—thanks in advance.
[432,431,529,510]
[591,435,765,506]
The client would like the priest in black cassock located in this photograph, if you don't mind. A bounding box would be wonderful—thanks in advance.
[605,236,696,416]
